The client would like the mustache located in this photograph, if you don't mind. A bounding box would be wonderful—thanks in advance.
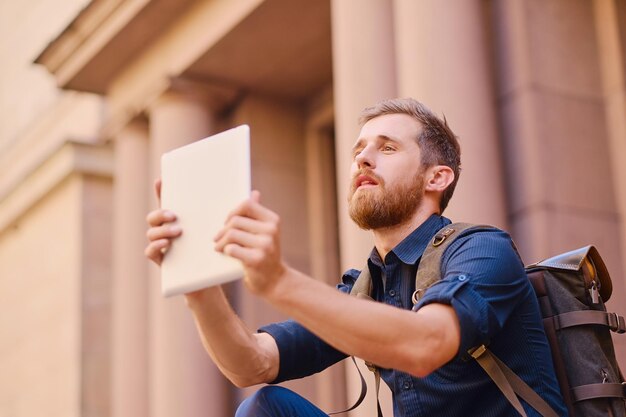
[352,169,383,183]
[350,169,384,192]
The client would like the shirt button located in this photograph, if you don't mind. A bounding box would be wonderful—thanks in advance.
[389,290,396,297]
[458,274,467,281]
[403,380,411,390]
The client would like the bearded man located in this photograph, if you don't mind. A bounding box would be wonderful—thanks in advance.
[145,98,568,417]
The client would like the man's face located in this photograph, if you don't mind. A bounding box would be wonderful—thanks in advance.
[348,114,427,230]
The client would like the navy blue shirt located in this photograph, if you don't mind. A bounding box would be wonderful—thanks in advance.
[260,215,568,417]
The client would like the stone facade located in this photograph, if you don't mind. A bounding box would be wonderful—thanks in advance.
[1,1,624,416]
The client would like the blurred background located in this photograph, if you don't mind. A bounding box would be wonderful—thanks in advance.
[0,0,625,416]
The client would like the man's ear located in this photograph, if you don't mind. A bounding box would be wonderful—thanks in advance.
[424,165,455,193]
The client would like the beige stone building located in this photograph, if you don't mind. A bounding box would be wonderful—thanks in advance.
[1,0,625,416]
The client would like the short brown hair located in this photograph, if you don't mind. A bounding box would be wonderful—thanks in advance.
[359,97,461,213]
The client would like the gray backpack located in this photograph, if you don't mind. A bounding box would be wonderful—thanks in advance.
[350,223,626,417]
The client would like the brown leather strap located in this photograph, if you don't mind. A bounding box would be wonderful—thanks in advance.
[346,268,383,416]
[470,345,529,417]
[350,263,373,299]
[328,356,368,415]
[353,359,383,417]
[373,367,383,417]
[553,310,626,333]
[412,223,485,305]
[470,345,560,417]
[570,382,626,402]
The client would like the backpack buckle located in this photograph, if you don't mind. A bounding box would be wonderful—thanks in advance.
[608,312,626,334]
[364,360,378,372]
[432,227,456,247]
[411,289,424,305]
[468,344,487,359]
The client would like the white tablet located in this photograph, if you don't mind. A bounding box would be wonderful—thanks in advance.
[160,125,250,297]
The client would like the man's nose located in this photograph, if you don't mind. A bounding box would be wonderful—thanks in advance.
[355,146,375,169]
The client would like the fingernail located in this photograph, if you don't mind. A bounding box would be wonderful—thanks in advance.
[170,225,181,233]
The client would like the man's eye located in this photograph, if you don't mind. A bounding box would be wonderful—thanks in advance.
[382,145,395,152]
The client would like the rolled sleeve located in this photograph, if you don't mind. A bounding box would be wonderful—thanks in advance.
[416,228,530,355]
[260,320,346,383]
[258,271,358,383]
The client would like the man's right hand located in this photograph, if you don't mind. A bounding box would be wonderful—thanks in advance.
[144,179,182,266]
[143,180,280,387]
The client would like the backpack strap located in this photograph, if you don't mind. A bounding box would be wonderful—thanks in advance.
[412,223,493,307]
[348,265,382,417]
[470,345,560,417]
[327,356,369,415]
[350,264,374,300]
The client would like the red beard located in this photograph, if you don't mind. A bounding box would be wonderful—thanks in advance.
[348,169,426,230]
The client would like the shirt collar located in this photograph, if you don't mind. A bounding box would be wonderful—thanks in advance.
[369,214,451,266]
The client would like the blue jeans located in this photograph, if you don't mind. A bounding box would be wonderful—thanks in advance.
[235,386,328,417]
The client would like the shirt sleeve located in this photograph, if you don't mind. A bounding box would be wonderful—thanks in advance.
[415,228,531,356]
[257,270,358,383]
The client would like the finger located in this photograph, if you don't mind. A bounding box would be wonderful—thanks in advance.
[222,243,262,266]
[224,197,257,223]
[144,239,170,265]
[245,197,278,223]
[146,209,177,227]
[214,228,271,253]
[251,189,261,203]
[224,195,278,225]
[146,224,182,242]
[214,215,276,242]
[154,178,162,205]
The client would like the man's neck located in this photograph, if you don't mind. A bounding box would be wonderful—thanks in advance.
[371,206,438,261]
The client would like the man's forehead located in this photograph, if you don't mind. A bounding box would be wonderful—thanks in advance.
[357,113,422,142]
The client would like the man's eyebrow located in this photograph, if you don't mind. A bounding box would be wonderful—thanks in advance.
[351,135,400,153]
[351,139,366,153]
[378,134,401,144]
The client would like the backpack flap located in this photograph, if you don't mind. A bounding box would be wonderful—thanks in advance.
[527,245,612,304]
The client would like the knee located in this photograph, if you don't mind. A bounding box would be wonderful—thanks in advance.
[235,386,290,417]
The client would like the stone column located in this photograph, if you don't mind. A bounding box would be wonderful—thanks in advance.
[111,119,150,417]
[492,0,625,361]
[330,1,396,415]
[331,0,397,270]
[304,120,347,412]
[593,0,626,362]
[392,0,508,228]
[229,95,316,404]
[148,90,231,417]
